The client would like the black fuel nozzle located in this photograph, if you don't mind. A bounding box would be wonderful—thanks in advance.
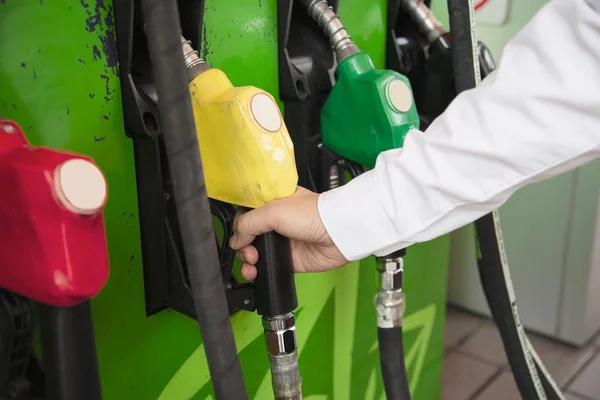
[253,231,302,400]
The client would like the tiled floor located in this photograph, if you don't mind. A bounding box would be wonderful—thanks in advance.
[443,306,600,400]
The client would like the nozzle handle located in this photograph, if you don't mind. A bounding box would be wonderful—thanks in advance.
[39,301,101,400]
[253,232,298,318]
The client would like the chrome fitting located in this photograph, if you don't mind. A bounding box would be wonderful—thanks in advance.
[376,256,404,291]
[303,0,359,61]
[400,0,446,44]
[263,313,298,356]
[180,35,210,79]
[269,351,303,400]
[374,289,405,329]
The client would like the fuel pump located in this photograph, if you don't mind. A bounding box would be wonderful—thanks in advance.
[0,119,108,400]
[300,0,420,170]
[115,0,303,396]
[296,1,418,398]
[301,0,566,398]
[181,36,302,400]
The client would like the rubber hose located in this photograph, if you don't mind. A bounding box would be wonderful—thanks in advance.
[378,327,411,400]
[476,216,562,400]
[475,216,546,398]
[447,1,542,397]
[447,1,561,398]
[140,1,247,398]
[39,301,101,400]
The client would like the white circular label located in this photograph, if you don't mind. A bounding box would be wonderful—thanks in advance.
[54,159,107,215]
[1,124,15,134]
[387,80,413,113]
[250,93,283,132]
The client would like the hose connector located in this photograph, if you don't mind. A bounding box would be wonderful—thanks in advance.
[263,313,302,399]
[180,35,210,80]
[377,256,404,292]
[400,0,447,45]
[263,312,298,356]
[374,255,405,328]
[302,0,359,61]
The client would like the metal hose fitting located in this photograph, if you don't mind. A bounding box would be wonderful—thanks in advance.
[180,35,210,80]
[401,0,447,44]
[263,313,302,399]
[302,0,359,61]
[374,255,405,328]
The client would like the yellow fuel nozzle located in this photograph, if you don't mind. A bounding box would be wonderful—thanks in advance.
[181,37,298,208]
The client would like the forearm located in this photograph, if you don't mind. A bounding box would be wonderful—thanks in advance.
[318,0,600,261]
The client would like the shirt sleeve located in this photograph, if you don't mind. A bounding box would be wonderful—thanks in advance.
[318,0,600,261]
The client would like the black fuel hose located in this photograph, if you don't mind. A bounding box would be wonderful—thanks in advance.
[253,231,302,400]
[375,249,411,400]
[39,301,101,400]
[378,327,411,400]
[140,1,247,398]
[447,1,563,398]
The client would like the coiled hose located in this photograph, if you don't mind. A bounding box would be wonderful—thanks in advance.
[447,0,564,398]
[140,1,247,398]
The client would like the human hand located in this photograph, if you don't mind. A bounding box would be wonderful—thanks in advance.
[229,186,348,280]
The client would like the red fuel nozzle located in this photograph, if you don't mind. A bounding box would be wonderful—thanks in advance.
[0,120,109,307]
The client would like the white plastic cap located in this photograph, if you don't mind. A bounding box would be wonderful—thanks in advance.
[250,93,283,132]
[386,79,413,113]
[54,159,107,215]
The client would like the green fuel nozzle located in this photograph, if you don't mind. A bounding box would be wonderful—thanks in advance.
[323,53,420,168]
[301,0,420,169]
[301,3,416,398]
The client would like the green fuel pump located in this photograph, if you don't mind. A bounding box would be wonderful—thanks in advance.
[299,1,418,399]
[300,0,420,169]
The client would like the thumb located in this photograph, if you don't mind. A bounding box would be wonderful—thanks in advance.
[230,204,278,250]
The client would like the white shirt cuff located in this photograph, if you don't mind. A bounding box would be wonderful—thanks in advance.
[317,171,412,261]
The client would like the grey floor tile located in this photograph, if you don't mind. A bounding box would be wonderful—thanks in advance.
[565,391,591,400]
[458,321,508,367]
[472,371,520,400]
[568,353,600,399]
[444,308,484,349]
[527,334,596,386]
[442,351,499,400]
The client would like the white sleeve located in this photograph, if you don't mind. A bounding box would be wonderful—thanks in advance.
[318,0,600,261]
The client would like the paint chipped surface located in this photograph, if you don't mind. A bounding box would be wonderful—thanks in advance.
[99,73,114,103]
[92,45,101,60]
[80,0,118,75]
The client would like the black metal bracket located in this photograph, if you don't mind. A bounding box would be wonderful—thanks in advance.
[113,0,255,318]
[277,0,347,193]
[0,290,34,400]
[386,0,430,76]
[386,0,458,129]
[320,145,364,188]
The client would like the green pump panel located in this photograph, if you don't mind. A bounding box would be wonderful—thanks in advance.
[322,52,420,168]
[0,1,450,399]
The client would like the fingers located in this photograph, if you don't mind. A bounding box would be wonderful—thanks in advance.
[230,205,276,250]
[241,264,257,281]
[236,245,258,265]
[237,245,259,281]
